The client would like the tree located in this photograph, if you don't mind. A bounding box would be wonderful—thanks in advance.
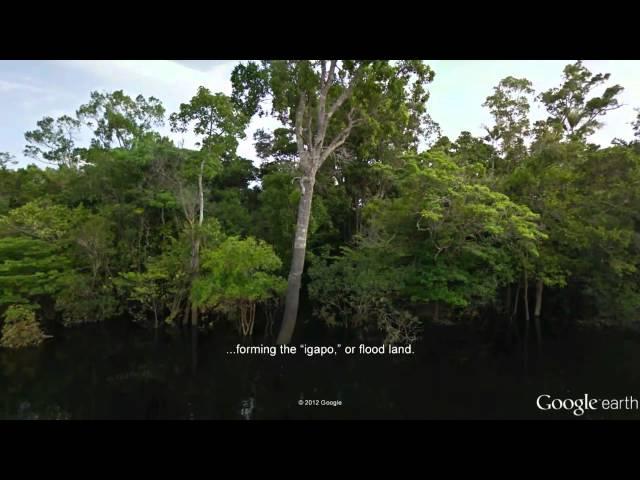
[55,213,119,326]
[208,156,257,236]
[191,236,286,335]
[537,61,623,142]
[0,200,84,309]
[233,60,435,343]
[116,262,172,329]
[71,215,115,287]
[309,151,545,342]
[367,152,545,319]
[253,168,333,270]
[0,236,70,307]
[570,145,640,324]
[253,128,298,166]
[308,242,420,344]
[167,87,249,327]
[24,115,82,168]
[633,109,640,139]
[1,304,48,349]
[0,154,15,215]
[5,64,640,360]
[502,142,580,344]
[120,231,193,327]
[0,152,16,169]
[77,90,165,149]
[0,199,122,324]
[449,131,499,171]
[482,76,534,172]
[0,198,86,241]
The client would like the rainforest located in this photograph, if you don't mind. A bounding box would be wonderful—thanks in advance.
[1,60,640,420]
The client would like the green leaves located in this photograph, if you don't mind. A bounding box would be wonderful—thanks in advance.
[537,61,623,142]
[231,61,270,118]
[483,76,535,168]
[400,154,544,306]
[3,61,640,338]
[191,236,286,312]
[0,199,87,242]
[0,201,120,321]
[116,263,172,324]
[24,115,82,168]
[77,90,165,149]
[1,304,47,349]
[0,152,16,170]
[308,240,420,343]
[0,236,71,306]
[504,138,640,323]
[169,87,247,149]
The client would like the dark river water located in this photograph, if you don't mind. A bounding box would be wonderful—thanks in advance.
[2,318,640,420]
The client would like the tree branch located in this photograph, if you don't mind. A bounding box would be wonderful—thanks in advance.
[320,108,359,163]
[306,108,313,149]
[326,66,363,122]
[315,60,337,150]
[295,93,306,155]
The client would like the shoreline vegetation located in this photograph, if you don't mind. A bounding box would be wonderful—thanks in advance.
[1,59,639,356]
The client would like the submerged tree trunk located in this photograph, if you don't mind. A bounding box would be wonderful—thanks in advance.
[191,304,199,328]
[278,177,315,344]
[153,321,159,345]
[191,325,198,373]
[523,272,530,367]
[249,302,256,336]
[153,303,159,330]
[183,304,191,328]
[534,279,543,348]
[169,293,184,327]
[509,282,521,343]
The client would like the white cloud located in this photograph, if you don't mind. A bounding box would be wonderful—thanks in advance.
[0,79,48,94]
[59,60,233,93]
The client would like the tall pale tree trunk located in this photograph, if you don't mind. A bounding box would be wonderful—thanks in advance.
[276,60,360,344]
[277,176,315,344]
[188,161,204,370]
[198,159,204,226]
[188,159,205,329]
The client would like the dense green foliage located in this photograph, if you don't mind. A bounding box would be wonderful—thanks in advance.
[1,60,639,347]
[1,304,47,348]
[192,235,286,335]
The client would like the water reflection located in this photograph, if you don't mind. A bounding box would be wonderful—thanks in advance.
[240,397,255,420]
[13,400,70,420]
[1,320,640,419]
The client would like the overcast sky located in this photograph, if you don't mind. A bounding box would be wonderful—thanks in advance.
[1,60,639,168]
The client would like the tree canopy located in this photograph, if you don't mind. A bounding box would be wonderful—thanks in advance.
[2,60,640,351]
